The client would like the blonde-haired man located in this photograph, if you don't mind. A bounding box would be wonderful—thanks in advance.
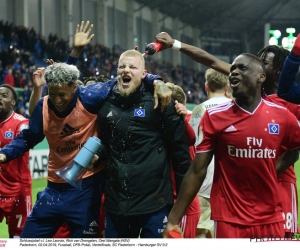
[189,68,231,238]
[98,50,190,238]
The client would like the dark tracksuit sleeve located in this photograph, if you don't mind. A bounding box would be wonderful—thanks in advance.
[143,73,163,92]
[0,99,45,162]
[144,73,163,82]
[66,55,78,65]
[161,100,191,194]
[277,51,300,104]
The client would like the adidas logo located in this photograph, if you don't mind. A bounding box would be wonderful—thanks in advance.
[50,120,56,127]
[225,125,237,132]
[163,216,168,223]
[107,111,113,117]
[89,220,98,227]
[59,123,80,138]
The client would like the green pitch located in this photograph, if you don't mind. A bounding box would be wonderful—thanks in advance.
[1,165,300,238]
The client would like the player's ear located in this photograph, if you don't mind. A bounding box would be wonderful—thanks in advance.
[204,83,210,92]
[141,69,147,79]
[11,99,16,106]
[72,83,77,94]
[258,73,266,84]
[225,83,229,92]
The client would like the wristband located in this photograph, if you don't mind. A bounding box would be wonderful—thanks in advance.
[172,40,181,50]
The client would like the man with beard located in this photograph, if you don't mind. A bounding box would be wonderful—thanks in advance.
[162,53,300,238]
[97,49,191,238]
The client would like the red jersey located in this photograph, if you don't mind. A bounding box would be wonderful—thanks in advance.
[185,113,196,159]
[171,113,199,215]
[262,92,300,184]
[184,113,199,215]
[4,74,14,87]
[196,99,300,225]
[0,112,30,196]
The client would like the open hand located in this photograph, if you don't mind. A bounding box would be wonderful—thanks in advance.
[32,67,47,88]
[46,59,56,65]
[175,100,188,119]
[162,222,183,238]
[86,154,99,171]
[74,21,94,48]
[0,154,7,163]
[153,80,172,111]
[155,32,175,51]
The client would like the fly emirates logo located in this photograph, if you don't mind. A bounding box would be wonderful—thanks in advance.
[227,137,276,158]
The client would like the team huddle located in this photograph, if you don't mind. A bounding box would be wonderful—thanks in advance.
[0,21,299,239]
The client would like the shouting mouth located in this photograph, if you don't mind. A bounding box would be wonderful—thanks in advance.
[230,78,241,88]
[122,76,131,88]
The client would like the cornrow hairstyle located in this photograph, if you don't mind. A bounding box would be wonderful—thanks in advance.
[257,45,289,72]
[0,84,17,101]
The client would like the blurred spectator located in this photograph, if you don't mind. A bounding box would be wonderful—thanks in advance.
[13,69,24,88]
[16,94,26,113]
[23,85,31,103]
[13,57,22,71]
[4,68,14,87]
[0,19,212,118]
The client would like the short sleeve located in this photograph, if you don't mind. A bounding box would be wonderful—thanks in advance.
[195,110,216,153]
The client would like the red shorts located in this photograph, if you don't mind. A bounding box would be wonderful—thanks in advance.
[0,185,32,237]
[179,195,200,238]
[278,181,298,233]
[53,223,70,238]
[215,221,284,238]
[179,213,200,238]
[98,193,106,238]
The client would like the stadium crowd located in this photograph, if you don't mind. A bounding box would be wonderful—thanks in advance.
[0,19,208,118]
[0,18,299,239]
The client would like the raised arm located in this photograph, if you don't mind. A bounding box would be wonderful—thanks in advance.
[155,32,231,75]
[69,21,94,58]
[277,34,300,104]
[28,67,46,115]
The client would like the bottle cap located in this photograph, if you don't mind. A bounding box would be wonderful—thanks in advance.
[145,42,162,55]
[168,231,183,238]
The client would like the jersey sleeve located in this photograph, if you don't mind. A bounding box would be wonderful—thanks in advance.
[285,102,300,119]
[190,103,207,146]
[184,114,196,146]
[15,118,29,135]
[195,110,216,153]
[282,109,300,150]
[0,101,45,162]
